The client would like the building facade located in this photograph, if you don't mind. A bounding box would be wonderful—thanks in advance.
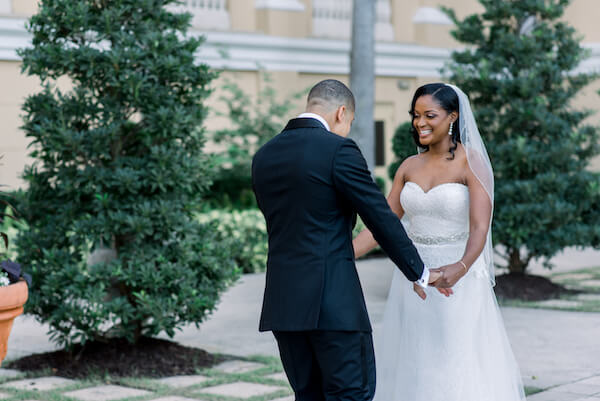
[1,0,600,188]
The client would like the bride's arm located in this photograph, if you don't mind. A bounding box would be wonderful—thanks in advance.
[461,169,492,269]
[352,161,409,259]
[432,165,492,287]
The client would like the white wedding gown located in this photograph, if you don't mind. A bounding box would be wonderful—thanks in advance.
[373,181,526,401]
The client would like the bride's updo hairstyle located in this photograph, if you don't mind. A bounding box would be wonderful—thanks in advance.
[409,83,460,159]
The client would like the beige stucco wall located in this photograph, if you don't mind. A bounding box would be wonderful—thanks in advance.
[430,0,484,18]
[229,0,257,32]
[10,0,37,16]
[256,8,310,38]
[572,78,600,171]
[411,0,599,48]
[413,24,456,48]
[391,0,419,43]
[564,0,600,42]
[0,61,38,188]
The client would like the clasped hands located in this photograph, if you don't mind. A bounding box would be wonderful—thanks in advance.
[413,262,467,300]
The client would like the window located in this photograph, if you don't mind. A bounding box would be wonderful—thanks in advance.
[375,120,385,167]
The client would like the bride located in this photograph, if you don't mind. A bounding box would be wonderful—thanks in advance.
[353,83,526,401]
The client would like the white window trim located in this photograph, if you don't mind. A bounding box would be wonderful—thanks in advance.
[255,0,305,12]
[0,18,28,60]
[197,31,451,77]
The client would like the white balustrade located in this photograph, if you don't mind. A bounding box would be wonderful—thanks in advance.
[312,0,352,40]
[255,0,305,11]
[168,0,231,30]
[312,0,394,41]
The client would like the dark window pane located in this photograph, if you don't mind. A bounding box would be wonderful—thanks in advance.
[375,120,385,166]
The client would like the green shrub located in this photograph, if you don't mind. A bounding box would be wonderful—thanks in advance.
[0,184,20,261]
[198,209,267,273]
[16,0,238,348]
[388,121,418,180]
[0,206,22,262]
[207,73,306,209]
[375,176,387,194]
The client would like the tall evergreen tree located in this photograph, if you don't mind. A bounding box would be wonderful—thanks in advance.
[16,0,237,347]
[444,0,600,274]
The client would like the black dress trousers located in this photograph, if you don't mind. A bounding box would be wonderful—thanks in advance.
[273,330,376,401]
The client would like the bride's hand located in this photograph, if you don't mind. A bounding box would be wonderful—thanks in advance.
[414,280,453,299]
[431,262,466,288]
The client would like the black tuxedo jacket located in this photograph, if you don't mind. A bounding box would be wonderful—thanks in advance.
[252,118,424,332]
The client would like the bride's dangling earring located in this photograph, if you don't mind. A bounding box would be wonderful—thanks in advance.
[448,122,454,136]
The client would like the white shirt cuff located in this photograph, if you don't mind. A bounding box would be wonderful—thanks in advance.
[415,268,429,289]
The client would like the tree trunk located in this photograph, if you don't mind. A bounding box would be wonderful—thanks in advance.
[350,0,376,174]
[508,248,527,274]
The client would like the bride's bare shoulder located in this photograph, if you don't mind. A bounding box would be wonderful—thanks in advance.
[403,154,422,166]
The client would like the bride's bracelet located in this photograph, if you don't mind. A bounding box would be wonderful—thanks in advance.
[458,260,468,271]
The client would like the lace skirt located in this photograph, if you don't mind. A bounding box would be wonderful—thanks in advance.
[372,241,526,401]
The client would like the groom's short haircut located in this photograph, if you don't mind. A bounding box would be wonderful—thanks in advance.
[307,79,355,113]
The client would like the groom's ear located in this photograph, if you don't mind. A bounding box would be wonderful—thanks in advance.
[335,105,347,122]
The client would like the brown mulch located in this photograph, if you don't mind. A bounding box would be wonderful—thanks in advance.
[493,273,580,301]
[5,336,226,379]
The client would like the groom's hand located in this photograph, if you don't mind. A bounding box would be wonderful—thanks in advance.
[431,263,466,288]
[427,270,453,297]
[428,270,442,284]
[413,270,454,300]
[413,282,427,300]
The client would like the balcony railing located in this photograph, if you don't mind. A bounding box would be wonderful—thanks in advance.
[168,0,231,30]
[312,0,394,41]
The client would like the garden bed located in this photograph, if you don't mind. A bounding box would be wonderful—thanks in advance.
[493,273,579,301]
[6,336,225,378]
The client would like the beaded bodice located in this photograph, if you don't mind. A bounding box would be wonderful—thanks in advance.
[400,181,470,246]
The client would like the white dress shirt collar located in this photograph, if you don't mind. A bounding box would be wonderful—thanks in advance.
[297,112,330,131]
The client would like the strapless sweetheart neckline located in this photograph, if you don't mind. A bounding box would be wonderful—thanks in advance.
[404,181,468,195]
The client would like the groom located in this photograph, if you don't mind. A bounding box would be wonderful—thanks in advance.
[252,79,439,401]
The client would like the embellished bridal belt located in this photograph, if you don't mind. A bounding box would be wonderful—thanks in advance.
[407,231,469,245]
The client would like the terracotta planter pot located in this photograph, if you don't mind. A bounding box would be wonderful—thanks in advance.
[0,280,28,366]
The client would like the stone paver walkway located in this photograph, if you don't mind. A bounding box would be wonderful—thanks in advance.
[527,376,600,401]
[65,385,152,401]
[0,376,75,391]
[0,360,293,400]
[1,247,599,400]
